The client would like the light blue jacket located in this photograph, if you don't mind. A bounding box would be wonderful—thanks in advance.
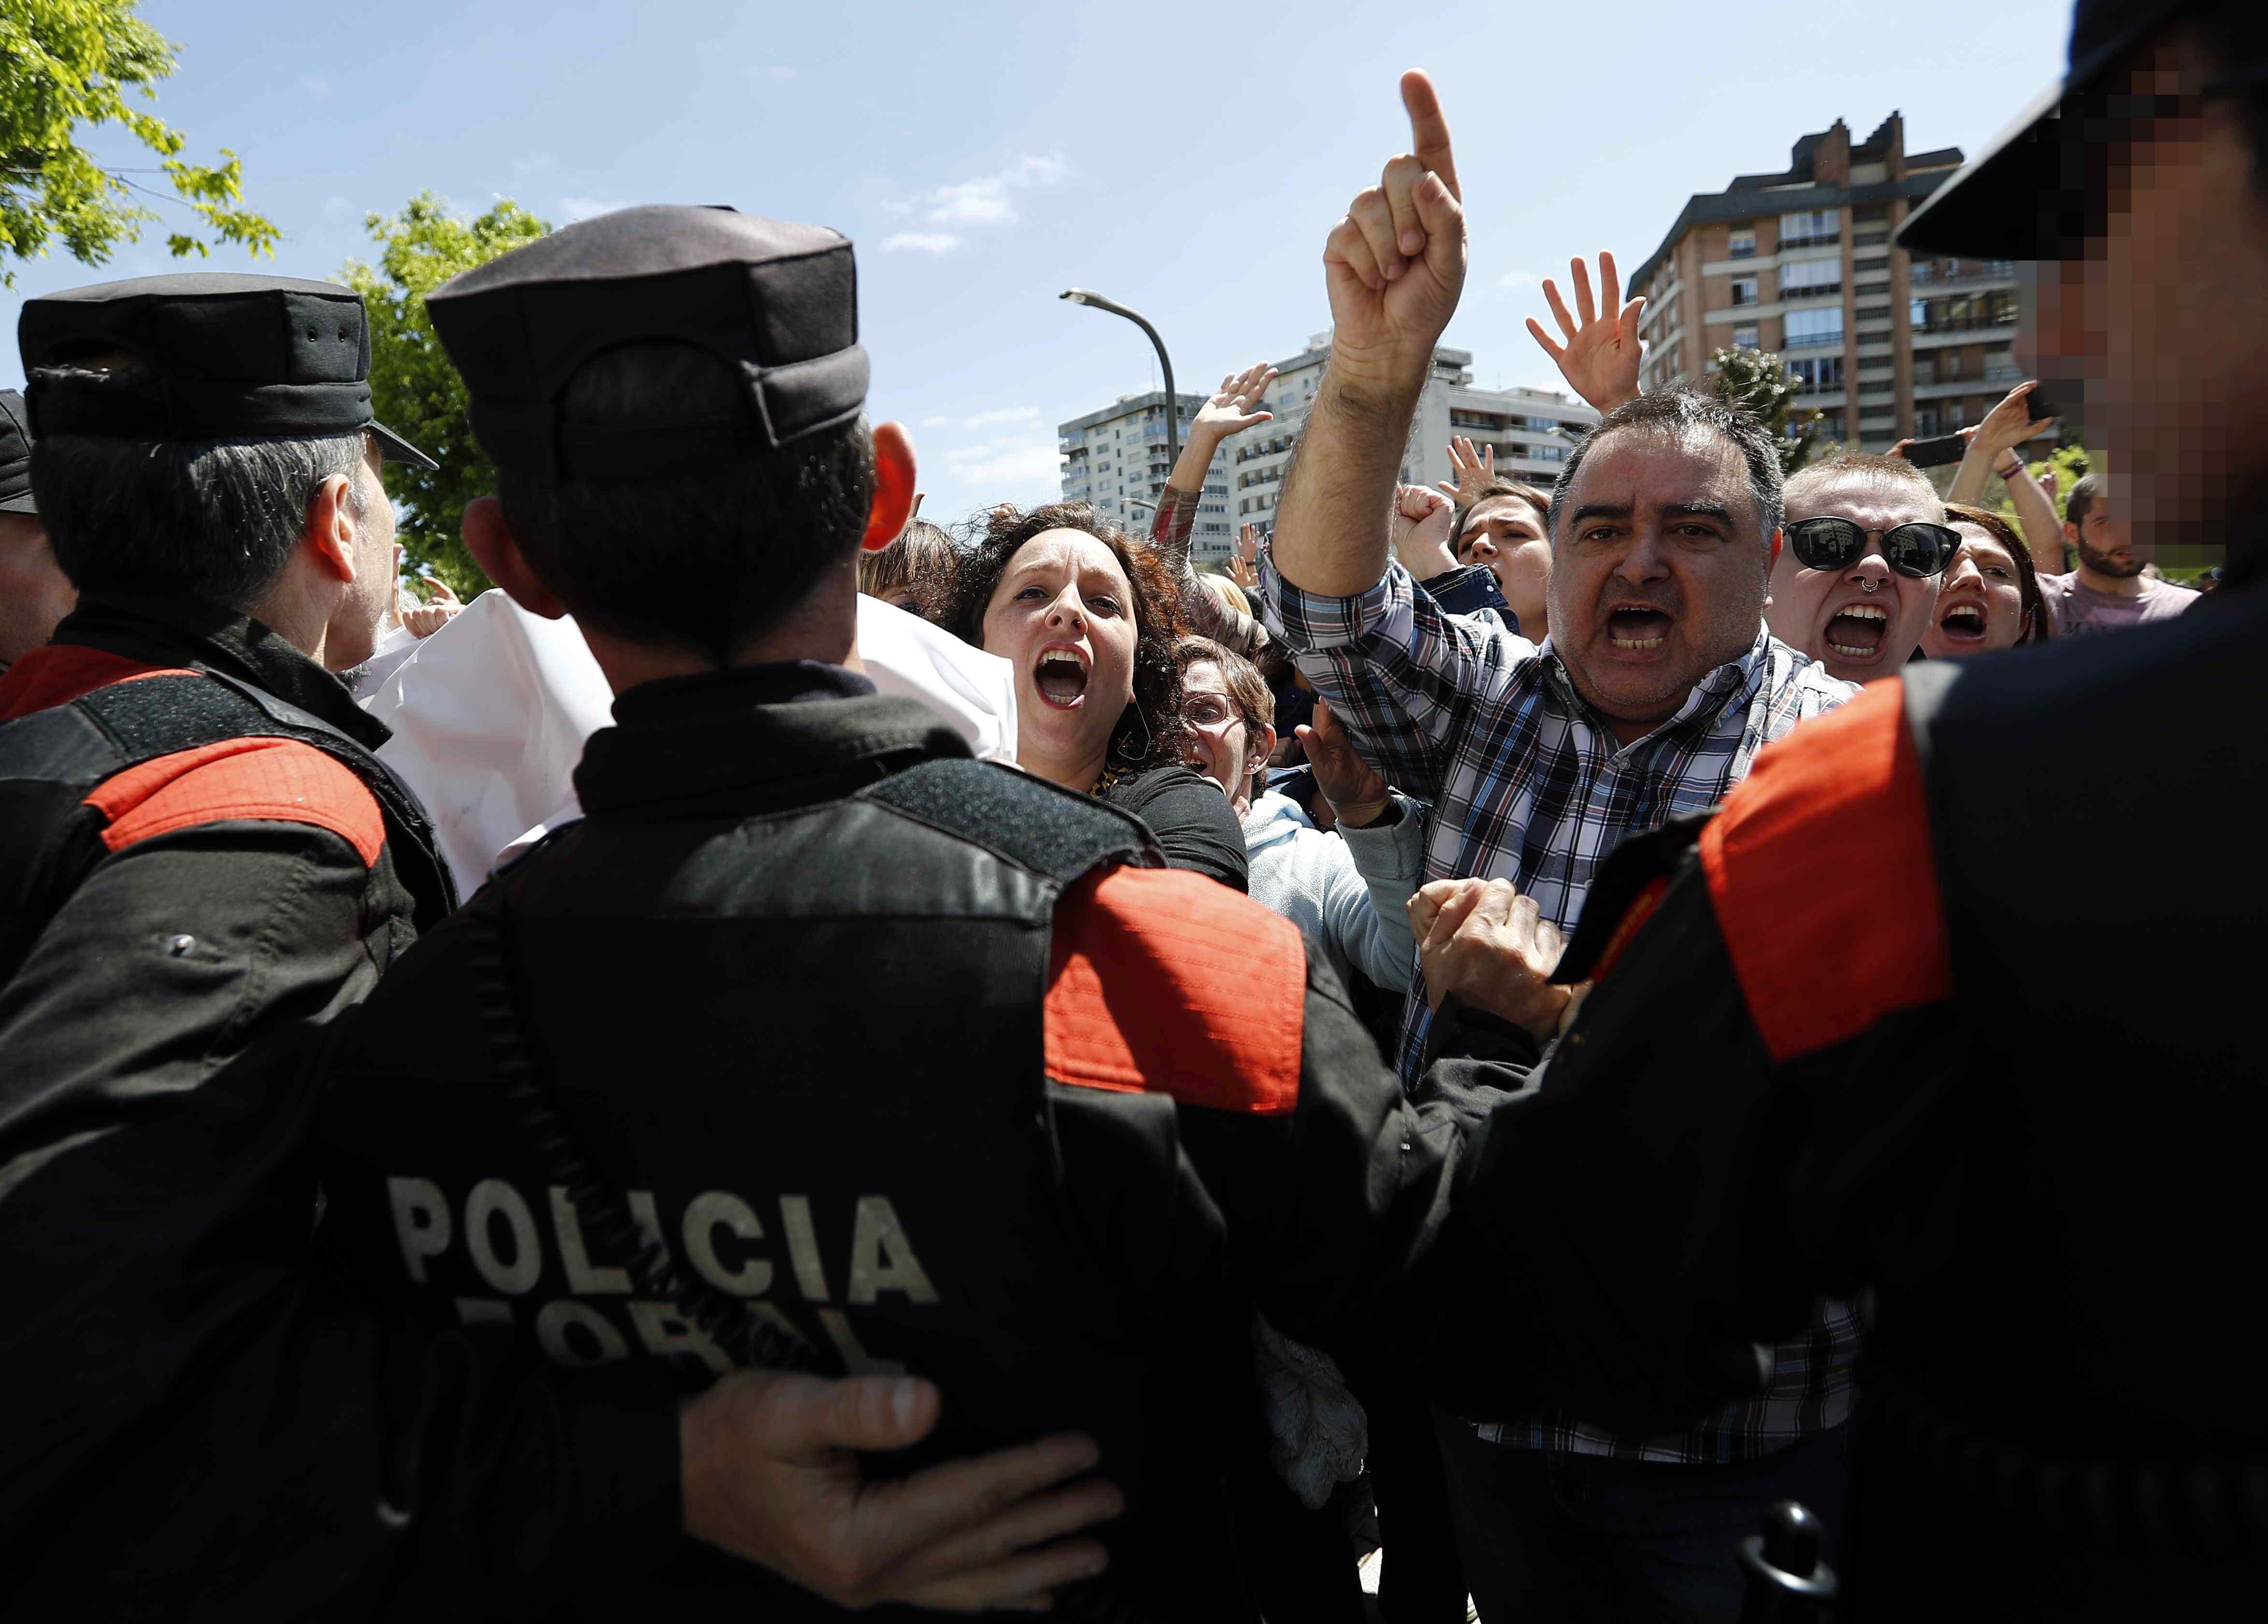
[1241,789,1425,994]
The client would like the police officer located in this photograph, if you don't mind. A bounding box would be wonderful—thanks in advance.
[1439,1,2268,1614]
[304,204,1519,1619]
[0,273,1116,1618]
[0,389,76,672]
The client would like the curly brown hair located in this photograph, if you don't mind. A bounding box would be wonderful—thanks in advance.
[941,502,1192,770]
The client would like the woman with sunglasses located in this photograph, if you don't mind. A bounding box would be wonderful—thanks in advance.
[1765,453,1959,683]
[1921,503,2054,656]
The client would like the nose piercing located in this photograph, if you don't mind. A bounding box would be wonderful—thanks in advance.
[1860,579,1879,593]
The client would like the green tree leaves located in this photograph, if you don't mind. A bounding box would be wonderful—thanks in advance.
[340,194,550,595]
[1707,346,1825,477]
[0,0,278,284]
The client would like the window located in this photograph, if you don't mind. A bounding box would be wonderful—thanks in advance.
[1729,276,1758,306]
[1786,357,1843,391]
[1779,209,1840,248]
[1815,411,1847,441]
[1778,258,1842,298]
[1784,307,1843,348]
[1733,323,1760,351]
[1728,225,1756,258]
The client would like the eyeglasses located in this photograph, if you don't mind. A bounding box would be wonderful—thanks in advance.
[1785,517,1959,579]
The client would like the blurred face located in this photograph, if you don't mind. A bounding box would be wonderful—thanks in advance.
[1548,427,1774,741]
[980,528,1138,783]
[1457,494,1551,636]
[1181,658,1273,815]
[2019,30,2268,566]
[1922,525,2029,657]
[1766,474,1942,684]
[0,511,77,671]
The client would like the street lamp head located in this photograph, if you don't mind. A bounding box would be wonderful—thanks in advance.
[1060,289,1092,306]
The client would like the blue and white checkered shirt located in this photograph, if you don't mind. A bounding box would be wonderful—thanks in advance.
[1262,544,1863,1462]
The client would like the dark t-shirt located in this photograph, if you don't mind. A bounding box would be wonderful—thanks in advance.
[1100,765,1249,891]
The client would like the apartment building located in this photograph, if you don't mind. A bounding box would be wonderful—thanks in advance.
[1057,391,1235,557]
[1628,114,2021,450]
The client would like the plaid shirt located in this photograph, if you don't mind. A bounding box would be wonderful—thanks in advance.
[1262,544,1862,1463]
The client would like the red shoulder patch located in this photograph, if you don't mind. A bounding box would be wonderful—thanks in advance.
[0,647,186,721]
[1698,679,1950,1063]
[86,737,385,866]
[1044,865,1305,1115]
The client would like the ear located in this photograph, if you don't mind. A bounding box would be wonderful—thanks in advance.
[2062,520,2079,544]
[1766,527,1784,578]
[1251,722,1278,776]
[463,496,568,620]
[303,473,361,585]
[863,421,918,553]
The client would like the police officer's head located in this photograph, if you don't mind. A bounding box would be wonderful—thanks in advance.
[17,274,435,672]
[428,206,916,675]
[1901,0,2268,569]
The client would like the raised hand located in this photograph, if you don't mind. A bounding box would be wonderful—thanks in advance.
[1435,435,1497,506]
[1193,363,1277,445]
[1321,71,1466,381]
[1971,380,2056,456]
[1227,523,1262,591]
[1527,251,1645,416]
[1295,697,1392,829]
[420,574,463,609]
[1390,482,1458,580]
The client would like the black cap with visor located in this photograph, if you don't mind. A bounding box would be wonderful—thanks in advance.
[17,272,437,469]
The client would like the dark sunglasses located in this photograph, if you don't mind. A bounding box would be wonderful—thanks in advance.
[1786,517,1959,578]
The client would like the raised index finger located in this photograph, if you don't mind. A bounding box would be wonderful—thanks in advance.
[1401,70,1460,203]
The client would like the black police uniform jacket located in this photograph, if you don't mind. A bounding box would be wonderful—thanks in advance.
[311,660,1509,1620]
[1446,560,2268,1619]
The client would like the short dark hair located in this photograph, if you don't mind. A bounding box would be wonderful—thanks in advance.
[940,502,1191,770]
[1945,501,2051,644]
[2065,471,2102,528]
[859,519,958,616]
[1548,385,1785,550]
[1451,478,1552,555]
[494,342,875,658]
[1784,450,1943,519]
[32,424,368,610]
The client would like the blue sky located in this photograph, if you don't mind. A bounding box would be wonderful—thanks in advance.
[4,0,2071,528]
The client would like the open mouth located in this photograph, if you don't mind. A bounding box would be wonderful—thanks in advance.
[1032,646,1089,709]
[1606,607,1674,652]
[1824,602,1890,660]
[1936,601,1987,643]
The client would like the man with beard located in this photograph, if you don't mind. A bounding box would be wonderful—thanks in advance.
[2037,471,2200,631]
[1257,75,1856,1621]
[1765,452,1955,682]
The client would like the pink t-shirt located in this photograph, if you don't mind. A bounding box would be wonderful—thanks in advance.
[2037,571,2198,636]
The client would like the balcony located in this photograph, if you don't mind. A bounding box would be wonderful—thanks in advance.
[1779,232,1839,250]
[1781,329,1845,351]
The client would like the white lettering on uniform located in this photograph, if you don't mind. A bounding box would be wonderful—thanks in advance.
[536,1301,632,1366]
[778,1195,831,1302]
[549,1186,630,1294]
[627,1301,733,1374]
[847,1195,940,1305]
[388,1177,450,1283]
[466,1179,543,1295]
[683,1191,772,1296]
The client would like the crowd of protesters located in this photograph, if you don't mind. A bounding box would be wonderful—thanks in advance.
[0,0,2262,1619]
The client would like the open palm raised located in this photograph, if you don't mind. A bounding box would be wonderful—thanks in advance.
[1320,71,1467,376]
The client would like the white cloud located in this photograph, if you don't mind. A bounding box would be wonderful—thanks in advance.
[964,406,1040,426]
[302,75,331,99]
[898,152,1070,231]
[1498,270,1538,290]
[884,232,962,254]
[942,435,1065,489]
[558,196,630,223]
[919,414,953,428]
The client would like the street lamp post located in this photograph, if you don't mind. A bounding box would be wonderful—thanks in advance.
[1060,287,1179,482]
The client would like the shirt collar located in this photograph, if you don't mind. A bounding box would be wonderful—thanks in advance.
[50,591,390,751]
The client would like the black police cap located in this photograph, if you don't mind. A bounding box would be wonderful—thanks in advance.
[0,391,33,516]
[1899,0,2228,259]
[17,272,437,469]
[425,204,869,483]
